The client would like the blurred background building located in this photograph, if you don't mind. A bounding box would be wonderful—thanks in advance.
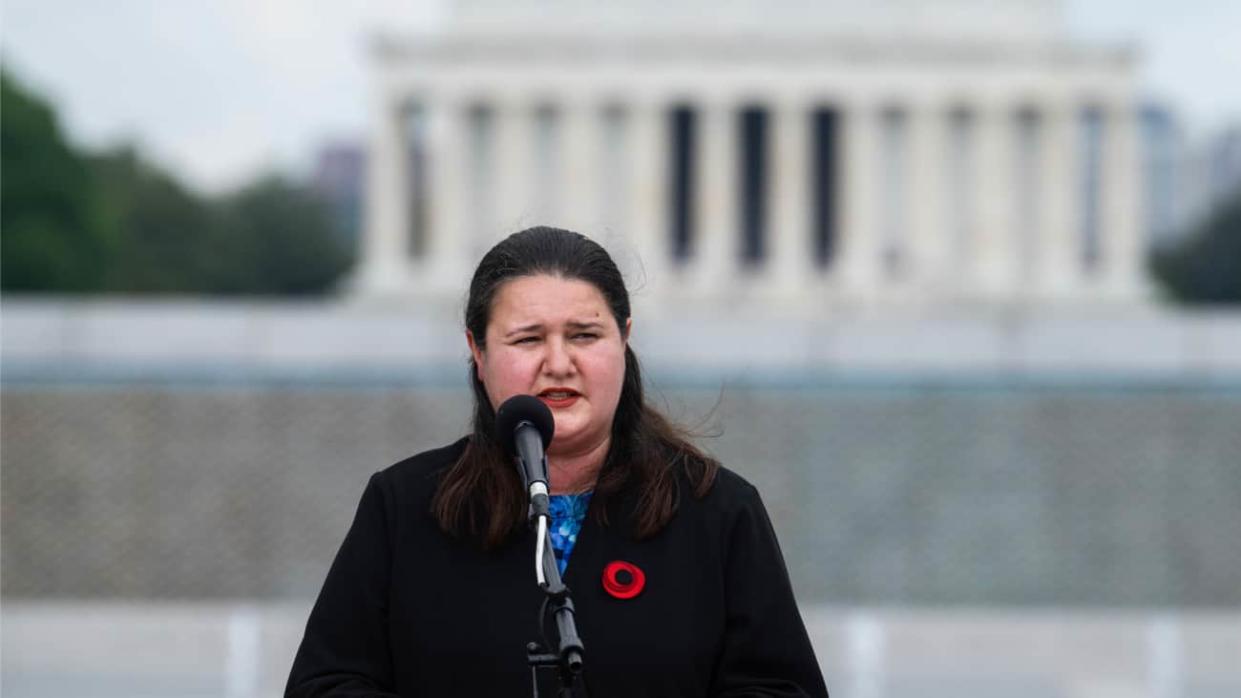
[356,0,1152,304]
[3,1,1240,697]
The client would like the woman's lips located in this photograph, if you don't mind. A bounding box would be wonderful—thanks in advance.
[538,394,579,409]
[537,390,580,409]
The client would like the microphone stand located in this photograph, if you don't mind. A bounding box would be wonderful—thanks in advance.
[524,484,585,697]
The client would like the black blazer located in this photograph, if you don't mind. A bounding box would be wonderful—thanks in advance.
[287,438,828,697]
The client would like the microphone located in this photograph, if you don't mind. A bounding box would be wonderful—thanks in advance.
[497,395,586,680]
[495,394,555,518]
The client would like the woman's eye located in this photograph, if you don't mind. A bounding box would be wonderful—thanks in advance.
[514,336,538,345]
[573,333,598,341]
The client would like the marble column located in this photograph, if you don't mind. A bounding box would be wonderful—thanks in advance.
[1012,107,1042,295]
[359,91,414,294]
[1038,97,1081,297]
[1101,100,1144,297]
[529,103,559,226]
[838,100,882,296]
[769,98,812,293]
[907,100,949,292]
[490,98,535,257]
[972,98,1017,297]
[558,98,599,235]
[422,96,471,290]
[628,97,669,293]
[944,107,975,292]
[693,98,738,292]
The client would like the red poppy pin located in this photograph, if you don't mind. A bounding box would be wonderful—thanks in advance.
[602,560,646,599]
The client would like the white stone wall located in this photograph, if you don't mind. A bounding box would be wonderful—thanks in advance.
[4,301,1240,377]
[5,603,1239,698]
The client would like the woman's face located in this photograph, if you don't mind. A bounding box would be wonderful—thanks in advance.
[469,274,630,458]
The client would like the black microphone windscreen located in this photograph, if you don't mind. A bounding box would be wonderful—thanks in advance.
[494,395,555,455]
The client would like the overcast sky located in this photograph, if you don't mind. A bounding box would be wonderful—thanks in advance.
[3,0,1238,194]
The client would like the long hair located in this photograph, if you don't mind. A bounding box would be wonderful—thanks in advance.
[432,226,719,548]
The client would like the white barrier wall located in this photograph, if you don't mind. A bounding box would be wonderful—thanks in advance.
[4,603,1240,698]
[4,300,1241,378]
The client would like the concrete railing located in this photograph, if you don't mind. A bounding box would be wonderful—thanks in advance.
[5,299,1241,380]
[4,602,1239,698]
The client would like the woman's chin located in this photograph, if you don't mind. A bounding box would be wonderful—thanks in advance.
[547,429,606,458]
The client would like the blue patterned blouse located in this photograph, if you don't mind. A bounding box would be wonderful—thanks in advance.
[547,492,593,575]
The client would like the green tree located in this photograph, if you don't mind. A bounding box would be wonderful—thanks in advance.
[206,175,353,295]
[1,69,109,291]
[3,67,353,296]
[1151,189,1241,304]
[88,147,217,293]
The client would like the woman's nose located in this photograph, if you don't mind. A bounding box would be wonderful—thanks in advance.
[542,337,575,376]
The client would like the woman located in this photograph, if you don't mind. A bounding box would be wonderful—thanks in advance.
[287,227,828,697]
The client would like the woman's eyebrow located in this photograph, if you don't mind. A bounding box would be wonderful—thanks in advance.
[504,323,543,338]
[504,321,605,338]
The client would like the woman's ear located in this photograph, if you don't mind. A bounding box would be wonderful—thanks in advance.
[466,330,484,381]
[624,318,632,342]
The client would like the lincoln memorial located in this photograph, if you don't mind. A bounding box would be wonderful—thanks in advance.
[352,0,1148,308]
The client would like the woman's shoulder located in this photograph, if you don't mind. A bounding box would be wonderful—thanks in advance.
[705,464,757,495]
[680,463,763,516]
[371,435,470,496]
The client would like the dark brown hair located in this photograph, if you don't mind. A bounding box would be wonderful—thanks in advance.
[432,226,719,548]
